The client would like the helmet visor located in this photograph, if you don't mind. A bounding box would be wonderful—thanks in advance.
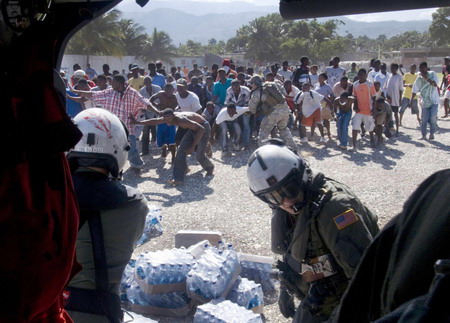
[256,173,304,206]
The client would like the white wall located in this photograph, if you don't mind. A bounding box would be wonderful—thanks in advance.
[61,55,147,77]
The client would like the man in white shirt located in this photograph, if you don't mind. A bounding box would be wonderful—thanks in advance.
[174,78,202,145]
[175,78,202,113]
[411,62,440,140]
[223,79,251,150]
[326,57,346,87]
[278,61,293,82]
[368,60,381,82]
[383,63,404,136]
[294,83,327,143]
[374,63,388,95]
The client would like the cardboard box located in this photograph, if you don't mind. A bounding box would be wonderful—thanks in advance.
[134,272,186,294]
[175,230,223,248]
[131,299,196,318]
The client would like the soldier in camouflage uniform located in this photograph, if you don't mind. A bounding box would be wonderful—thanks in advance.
[248,75,297,152]
[247,142,379,322]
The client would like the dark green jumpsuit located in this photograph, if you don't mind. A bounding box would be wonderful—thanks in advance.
[272,171,379,322]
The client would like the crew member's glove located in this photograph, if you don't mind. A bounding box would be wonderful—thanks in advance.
[273,260,305,299]
[278,285,296,318]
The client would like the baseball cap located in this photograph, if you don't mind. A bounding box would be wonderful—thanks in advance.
[130,64,139,71]
[176,78,187,87]
[445,56,450,61]
[73,69,86,78]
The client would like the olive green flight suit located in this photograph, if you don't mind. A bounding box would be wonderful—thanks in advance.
[272,171,379,322]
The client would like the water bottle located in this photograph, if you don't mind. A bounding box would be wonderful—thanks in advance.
[135,206,163,247]
[194,299,263,323]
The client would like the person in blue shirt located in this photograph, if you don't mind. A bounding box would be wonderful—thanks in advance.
[66,79,90,118]
[211,68,232,107]
[148,62,166,88]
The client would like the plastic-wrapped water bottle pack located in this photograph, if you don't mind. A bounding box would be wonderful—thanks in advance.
[135,205,163,247]
[135,248,195,285]
[120,259,136,302]
[227,277,264,311]
[240,259,279,304]
[194,299,263,323]
[186,241,240,300]
[127,280,191,309]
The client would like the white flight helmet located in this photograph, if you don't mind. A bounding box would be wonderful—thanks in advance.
[68,108,130,179]
[247,143,310,210]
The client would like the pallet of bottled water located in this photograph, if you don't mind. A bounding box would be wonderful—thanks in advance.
[227,277,264,314]
[135,205,163,247]
[194,299,263,323]
[186,241,241,303]
[122,248,196,317]
[239,253,279,304]
[135,248,195,293]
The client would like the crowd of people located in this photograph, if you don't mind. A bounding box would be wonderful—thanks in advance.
[64,55,450,183]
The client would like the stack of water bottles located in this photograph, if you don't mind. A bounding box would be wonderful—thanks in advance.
[227,277,264,313]
[194,299,263,323]
[135,205,163,247]
[135,248,195,287]
[239,254,279,304]
[186,241,241,302]
[120,259,136,303]
[125,248,196,316]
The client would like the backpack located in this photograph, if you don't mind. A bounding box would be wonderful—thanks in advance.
[263,82,286,105]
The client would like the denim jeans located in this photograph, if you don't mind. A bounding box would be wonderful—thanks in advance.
[141,111,157,154]
[220,120,241,149]
[336,110,352,146]
[128,135,144,168]
[240,114,251,146]
[421,103,438,137]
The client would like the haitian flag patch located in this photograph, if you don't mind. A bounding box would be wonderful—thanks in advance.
[333,209,359,230]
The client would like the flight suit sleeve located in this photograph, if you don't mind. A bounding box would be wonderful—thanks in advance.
[248,90,261,114]
[315,194,376,279]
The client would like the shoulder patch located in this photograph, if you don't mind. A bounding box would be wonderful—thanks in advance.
[333,209,358,230]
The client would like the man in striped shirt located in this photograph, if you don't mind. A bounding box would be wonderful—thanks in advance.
[72,75,159,170]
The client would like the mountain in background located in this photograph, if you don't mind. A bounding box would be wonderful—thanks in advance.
[116,0,278,15]
[117,1,431,44]
[331,17,431,39]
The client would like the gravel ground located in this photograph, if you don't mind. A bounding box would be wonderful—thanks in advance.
[123,111,450,322]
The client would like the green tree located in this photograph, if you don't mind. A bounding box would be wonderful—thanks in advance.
[177,40,204,56]
[143,28,176,63]
[118,18,147,57]
[65,9,125,63]
[429,7,450,46]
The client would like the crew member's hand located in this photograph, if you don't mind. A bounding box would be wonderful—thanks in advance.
[278,286,296,318]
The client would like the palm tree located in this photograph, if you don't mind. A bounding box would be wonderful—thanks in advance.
[118,18,147,57]
[65,9,125,64]
[142,28,176,64]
